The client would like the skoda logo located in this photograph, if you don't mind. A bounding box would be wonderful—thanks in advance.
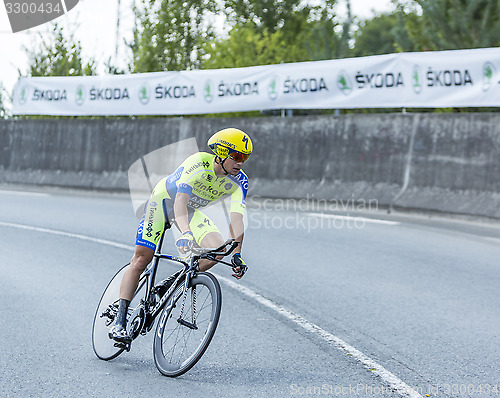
[412,65,422,94]
[75,85,85,105]
[482,62,496,92]
[337,70,352,95]
[268,76,279,100]
[18,85,27,105]
[139,83,150,104]
[204,80,214,103]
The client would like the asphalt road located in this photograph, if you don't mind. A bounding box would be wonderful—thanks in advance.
[1,187,499,398]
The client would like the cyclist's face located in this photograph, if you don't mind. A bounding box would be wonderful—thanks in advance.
[224,157,243,175]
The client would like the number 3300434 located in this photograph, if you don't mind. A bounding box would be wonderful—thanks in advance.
[5,2,62,14]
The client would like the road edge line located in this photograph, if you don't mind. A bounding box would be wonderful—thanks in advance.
[1,220,422,398]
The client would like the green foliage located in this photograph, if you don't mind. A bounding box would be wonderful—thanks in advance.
[400,0,500,50]
[351,6,420,57]
[203,1,343,68]
[203,22,311,68]
[131,0,217,72]
[222,0,304,34]
[353,13,400,56]
[24,23,96,77]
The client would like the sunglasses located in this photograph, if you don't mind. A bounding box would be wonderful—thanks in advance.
[228,151,250,163]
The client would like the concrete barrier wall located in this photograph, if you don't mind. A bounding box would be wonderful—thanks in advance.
[1,114,499,218]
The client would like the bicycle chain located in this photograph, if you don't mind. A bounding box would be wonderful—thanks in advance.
[192,285,197,324]
[178,278,189,320]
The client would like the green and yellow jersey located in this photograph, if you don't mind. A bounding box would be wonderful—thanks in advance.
[136,152,249,250]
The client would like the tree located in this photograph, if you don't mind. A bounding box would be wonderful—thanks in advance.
[131,0,217,72]
[223,0,339,46]
[352,13,403,56]
[223,0,303,34]
[399,0,500,50]
[203,0,345,68]
[306,10,351,60]
[203,22,310,68]
[24,23,96,77]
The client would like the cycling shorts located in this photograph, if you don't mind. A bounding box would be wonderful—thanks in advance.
[135,181,220,251]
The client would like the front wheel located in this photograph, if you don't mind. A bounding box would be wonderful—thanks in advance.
[153,272,222,377]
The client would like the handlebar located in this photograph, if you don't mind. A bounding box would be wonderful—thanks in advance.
[191,239,239,260]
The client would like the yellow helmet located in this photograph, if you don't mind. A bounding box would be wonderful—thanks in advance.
[208,128,253,162]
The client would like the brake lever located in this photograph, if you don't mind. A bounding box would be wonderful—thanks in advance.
[225,240,239,256]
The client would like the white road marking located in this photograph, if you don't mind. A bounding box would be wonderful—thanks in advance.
[0,221,132,251]
[216,275,422,398]
[0,220,421,398]
[306,212,401,226]
[0,190,50,197]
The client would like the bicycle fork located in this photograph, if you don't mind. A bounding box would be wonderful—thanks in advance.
[177,271,198,330]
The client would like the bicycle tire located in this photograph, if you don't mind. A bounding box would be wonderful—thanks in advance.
[153,272,222,377]
[92,264,147,360]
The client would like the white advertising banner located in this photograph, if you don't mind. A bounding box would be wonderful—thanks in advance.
[12,47,500,115]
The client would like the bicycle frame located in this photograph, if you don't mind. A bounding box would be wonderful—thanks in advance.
[132,228,238,336]
[134,231,188,332]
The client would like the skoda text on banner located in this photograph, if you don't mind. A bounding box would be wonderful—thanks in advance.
[12,47,500,115]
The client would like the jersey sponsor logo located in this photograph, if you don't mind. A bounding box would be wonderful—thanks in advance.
[201,172,214,182]
[187,195,210,209]
[225,182,233,190]
[145,205,157,237]
[154,231,162,242]
[193,180,228,198]
[186,160,210,174]
[167,167,184,184]
[235,171,249,191]
[137,220,144,235]
[178,182,193,194]
[196,218,212,229]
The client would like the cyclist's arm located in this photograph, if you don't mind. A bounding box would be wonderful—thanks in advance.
[229,177,247,254]
[229,211,244,254]
[174,192,191,234]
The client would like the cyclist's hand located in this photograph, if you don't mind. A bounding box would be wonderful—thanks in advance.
[176,231,194,253]
[231,253,248,279]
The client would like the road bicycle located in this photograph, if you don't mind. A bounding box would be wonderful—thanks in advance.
[92,230,239,377]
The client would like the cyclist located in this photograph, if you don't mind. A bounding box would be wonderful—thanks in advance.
[109,128,252,343]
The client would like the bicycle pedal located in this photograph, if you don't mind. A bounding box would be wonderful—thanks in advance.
[113,341,132,352]
[177,318,198,330]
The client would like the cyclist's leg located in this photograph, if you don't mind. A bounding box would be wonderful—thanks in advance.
[120,245,154,300]
[111,183,168,340]
[122,185,168,299]
[188,210,224,271]
[198,232,225,271]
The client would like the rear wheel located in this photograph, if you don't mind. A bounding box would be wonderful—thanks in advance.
[153,272,222,377]
[92,264,147,360]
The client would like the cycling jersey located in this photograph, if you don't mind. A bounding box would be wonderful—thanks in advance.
[136,152,249,251]
[166,152,248,214]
